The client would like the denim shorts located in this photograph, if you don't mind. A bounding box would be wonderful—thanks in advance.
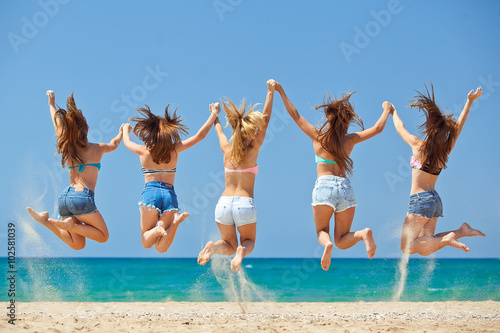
[138,181,179,216]
[408,190,443,219]
[58,186,98,219]
[215,196,257,227]
[312,175,357,212]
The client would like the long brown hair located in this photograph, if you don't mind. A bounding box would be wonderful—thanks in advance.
[314,92,364,176]
[130,105,189,164]
[410,84,458,174]
[55,94,89,168]
[221,98,266,165]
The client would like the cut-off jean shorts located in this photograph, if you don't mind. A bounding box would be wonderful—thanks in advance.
[408,190,443,219]
[139,181,179,216]
[58,186,98,219]
[215,196,257,227]
[312,175,357,212]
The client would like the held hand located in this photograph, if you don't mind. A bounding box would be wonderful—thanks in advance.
[46,90,55,106]
[467,87,482,102]
[274,81,283,93]
[210,102,221,116]
[267,79,277,92]
[382,101,394,114]
[119,123,125,133]
[123,123,133,133]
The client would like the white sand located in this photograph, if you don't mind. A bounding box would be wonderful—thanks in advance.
[5,301,499,332]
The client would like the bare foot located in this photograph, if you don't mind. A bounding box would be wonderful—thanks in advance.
[443,232,469,252]
[361,228,377,259]
[155,224,168,237]
[458,222,485,238]
[197,241,214,265]
[52,218,75,231]
[173,212,190,225]
[231,246,245,272]
[26,207,49,223]
[321,242,333,271]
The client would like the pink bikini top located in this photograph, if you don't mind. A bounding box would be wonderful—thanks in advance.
[224,165,259,175]
[410,156,441,176]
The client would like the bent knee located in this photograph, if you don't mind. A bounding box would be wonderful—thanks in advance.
[97,233,109,243]
[71,242,86,251]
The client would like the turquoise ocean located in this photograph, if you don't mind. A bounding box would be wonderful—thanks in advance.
[3,258,499,302]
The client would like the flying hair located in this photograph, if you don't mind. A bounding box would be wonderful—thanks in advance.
[314,92,364,176]
[130,105,189,164]
[221,97,266,165]
[54,93,89,168]
[410,83,458,174]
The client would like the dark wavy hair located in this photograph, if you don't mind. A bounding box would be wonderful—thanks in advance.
[410,84,458,174]
[130,105,189,164]
[314,92,364,176]
[55,94,89,168]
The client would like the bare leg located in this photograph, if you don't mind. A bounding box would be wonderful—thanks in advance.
[140,207,161,249]
[401,215,471,256]
[65,211,109,243]
[434,222,485,239]
[231,223,256,272]
[333,207,376,259]
[26,207,85,250]
[197,223,238,265]
[312,205,334,271]
[155,211,189,253]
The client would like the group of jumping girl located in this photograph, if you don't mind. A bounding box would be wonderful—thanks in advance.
[27,80,485,272]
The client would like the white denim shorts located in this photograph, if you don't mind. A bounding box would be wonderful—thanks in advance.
[312,175,357,212]
[215,196,257,227]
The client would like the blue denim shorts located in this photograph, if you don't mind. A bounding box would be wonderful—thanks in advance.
[312,175,357,212]
[215,196,257,227]
[139,181,179,216]
[58,186,98,219]
[408,190,443,219]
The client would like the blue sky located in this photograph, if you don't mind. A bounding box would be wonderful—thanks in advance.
[1,0,499,258]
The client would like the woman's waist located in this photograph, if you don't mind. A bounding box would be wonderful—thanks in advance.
[69,178,96,193]
[222,185,254,198]
[144,174,175,184]
[410,178,438,195]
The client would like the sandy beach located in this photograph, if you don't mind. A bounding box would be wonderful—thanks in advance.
[5,301,499,332]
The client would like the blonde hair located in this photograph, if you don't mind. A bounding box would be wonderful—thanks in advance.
[221,98,267,165]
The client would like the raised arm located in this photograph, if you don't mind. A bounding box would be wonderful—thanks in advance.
[176,104,219,153]
[212,104,230,153]
[455,87,482,140]
[253,79,276,145]
[99,124,124,153]
[122,123,147,155]
[276,83,318,141]
[46,90,59,133]
[392,107,419,148]
[349,101,393,145]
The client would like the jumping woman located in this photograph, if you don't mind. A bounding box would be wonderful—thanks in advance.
[27,90,123,250]
[392,85,485,256]
[276,83,393,270]
[123,104,219,253]
[198,79,277,271]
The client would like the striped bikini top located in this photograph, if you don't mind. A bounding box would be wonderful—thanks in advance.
[141,167,176,175]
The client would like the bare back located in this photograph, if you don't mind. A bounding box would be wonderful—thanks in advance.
[67,143,106,192]
[139,148,179,184]
[409,139,441,195]
[221,142,260,198]
[313,137,355,178]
